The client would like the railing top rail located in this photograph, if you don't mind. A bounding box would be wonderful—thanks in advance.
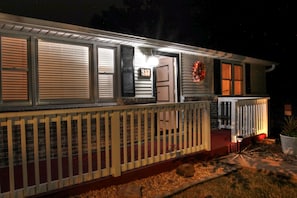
[218,96,270,102]
[236,98,270,106]
[0,101,210,119]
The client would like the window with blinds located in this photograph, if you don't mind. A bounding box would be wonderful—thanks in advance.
[1,36,28,101]
[38,40,90,100]
[98,47,114,98]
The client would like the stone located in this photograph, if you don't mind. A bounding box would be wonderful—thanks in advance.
[117,184,142,198]
[176,163,195,177]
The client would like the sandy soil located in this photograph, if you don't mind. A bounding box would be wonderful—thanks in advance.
[70,142,297,198]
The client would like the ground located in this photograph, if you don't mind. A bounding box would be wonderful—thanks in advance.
[69,140,297,198]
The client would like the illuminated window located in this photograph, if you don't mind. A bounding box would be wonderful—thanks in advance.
[0,36,29,102]
[38,40,90,100]
[233,65,243,95]
[98,47,115,99]
[221,63,243,96]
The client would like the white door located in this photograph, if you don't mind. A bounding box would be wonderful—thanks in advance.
[156,57,176,131]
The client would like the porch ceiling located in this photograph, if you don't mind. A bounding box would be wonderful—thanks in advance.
[0,12,278,66]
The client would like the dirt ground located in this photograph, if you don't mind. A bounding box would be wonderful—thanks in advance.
[70,140,297,198]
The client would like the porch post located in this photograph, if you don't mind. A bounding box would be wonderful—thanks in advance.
[203,102,211,151]
[231,101,237,142]
[111,111,121,177]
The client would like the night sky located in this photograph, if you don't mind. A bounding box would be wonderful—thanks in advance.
[0,1,295,61]
[0,0,296,128]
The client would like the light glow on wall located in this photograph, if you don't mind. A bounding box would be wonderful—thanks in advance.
[147,56,159,67]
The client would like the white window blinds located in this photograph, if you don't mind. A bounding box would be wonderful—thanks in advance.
[1,36,28,101]
[98,48,114,98]
[38,40,90,100]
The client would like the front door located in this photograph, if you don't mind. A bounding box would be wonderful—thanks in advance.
[156,57,176,131]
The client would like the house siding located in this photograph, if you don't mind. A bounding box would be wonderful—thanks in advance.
[250,64,267,95]
[180,53,214,98]
[134,47,154,98]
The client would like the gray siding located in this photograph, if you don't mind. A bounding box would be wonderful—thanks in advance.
[250,64,267,95]
[133,47,154,98]
[181,53,214,97]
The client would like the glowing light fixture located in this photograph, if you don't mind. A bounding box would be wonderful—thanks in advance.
[236,135,244,143]
[147,56,159,66]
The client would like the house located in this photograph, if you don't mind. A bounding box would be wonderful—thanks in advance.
[0,12,277,197]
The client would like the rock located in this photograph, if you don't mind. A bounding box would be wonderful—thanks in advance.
[117,184,142,198]
[176,163,195,177]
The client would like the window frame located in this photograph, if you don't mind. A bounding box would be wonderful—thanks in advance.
[221,62,244,96]
[0,34,32,106]
[36,38,92,105]
[96,45,117,102]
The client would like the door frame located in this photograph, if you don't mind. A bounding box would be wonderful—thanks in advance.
[153,51,180,103]
[153,51,181,135]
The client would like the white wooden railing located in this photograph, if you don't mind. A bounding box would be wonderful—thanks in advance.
[218,97,269,142]
[0,101,211,198]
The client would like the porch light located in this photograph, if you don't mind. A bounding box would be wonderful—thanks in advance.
[284,104,292,116]
[147,56,159,67]
[236,135,244,153]
[236,135,244,143]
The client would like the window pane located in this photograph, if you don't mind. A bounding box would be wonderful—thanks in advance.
[1,37,27,69]
[98,74,113,98]
[98,48,114,73]
[222,80,231,95]
[38,40,89,99]
[234,65,242,80]
[98,47,114,99]
[2,70,28,100]
[234,81,242,95]
[221,63,231,79]
[1,37,28,101]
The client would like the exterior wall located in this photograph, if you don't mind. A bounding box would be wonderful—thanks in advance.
[133,47,154,98]
[180,53,214,98]
[250,64,267,95]
[180,53,218,129]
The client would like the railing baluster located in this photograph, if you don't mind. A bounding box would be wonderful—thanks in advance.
[137,110,141,167]
[77,114,83,180]
[86,113,92,180]
[0,101,214,197]
[122,111,128,170]
[111,111,121,177]
[56,115,63,186]
[144,109,148,165]
[33,117,40,191]
[150,110,155,163]
[130,111,135,167]
[156,108,160,161]
[44,116,52,189]
[104,112,110,173]
[20,118,28,195]
[162,109,166,160]
[7,119,15,196]
[66,115,73,183]
[95,112,101,177]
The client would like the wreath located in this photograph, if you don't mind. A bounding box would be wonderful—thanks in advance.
[192,60,206,82]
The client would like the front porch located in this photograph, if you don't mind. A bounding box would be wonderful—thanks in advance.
[0,97,269,198]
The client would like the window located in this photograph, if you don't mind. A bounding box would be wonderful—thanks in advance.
[221,63,243,96]
[98,47,115,99]
[233,65,243,95]
[0,36,29,102]
[38,40,90,100]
